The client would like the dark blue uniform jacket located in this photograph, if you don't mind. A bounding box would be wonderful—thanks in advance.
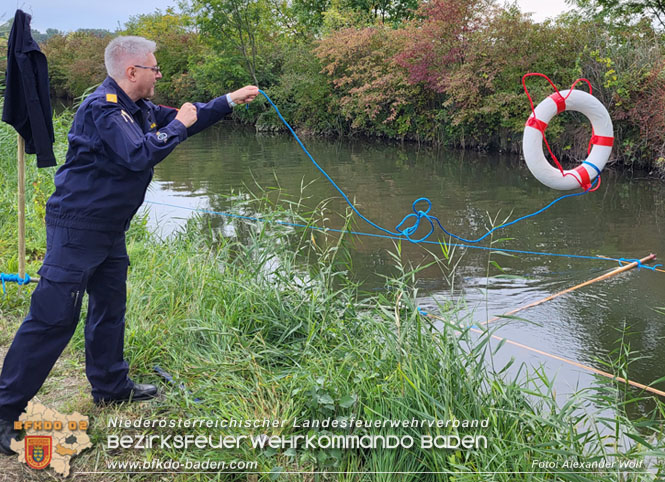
[46,76,232,232]
[1,9,56,167]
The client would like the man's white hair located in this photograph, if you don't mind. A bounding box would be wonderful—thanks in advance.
[104,36,157,80]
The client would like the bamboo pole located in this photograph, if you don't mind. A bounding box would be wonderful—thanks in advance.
[17,134,26,281]
[422,311,665,399]
[482,253,657,326]
[419,252,665,398]
[467,326,665,398]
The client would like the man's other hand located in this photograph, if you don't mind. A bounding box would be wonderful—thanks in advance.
[175,103,197,127]
[229,86,259,105]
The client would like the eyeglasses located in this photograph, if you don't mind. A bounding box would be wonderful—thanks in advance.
[134,65,161,74]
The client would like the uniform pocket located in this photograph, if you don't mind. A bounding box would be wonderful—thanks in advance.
[32,264,85,326]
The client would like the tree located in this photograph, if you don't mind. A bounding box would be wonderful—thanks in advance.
[290,0,332,34]
[567,0,665,29]
[191,0,276,85]
[338,0,419,24]
[41,32,109,98]
[74,28,112,37]
[394,0,494,93]
[316,25,433,139]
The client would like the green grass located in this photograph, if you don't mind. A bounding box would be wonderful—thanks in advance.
[1,109,664,481]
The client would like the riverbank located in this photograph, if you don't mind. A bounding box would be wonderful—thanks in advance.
[1,113,664,479]
[21,1,665,177]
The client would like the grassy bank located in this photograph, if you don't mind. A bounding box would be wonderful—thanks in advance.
[1,113,664,480]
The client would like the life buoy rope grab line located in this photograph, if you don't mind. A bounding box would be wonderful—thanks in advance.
[522,73,614,191]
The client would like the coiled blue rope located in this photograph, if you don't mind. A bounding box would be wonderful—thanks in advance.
[257,89,598,244]
[1,273,31,294]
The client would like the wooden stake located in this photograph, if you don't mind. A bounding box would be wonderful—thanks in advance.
[17,134,26,280]
[482,253,657,326]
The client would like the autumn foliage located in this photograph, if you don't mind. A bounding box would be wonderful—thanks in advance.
[41,32,110,99]
[315,26,431,138]
[312,0,665,171]
[31,0,665,173]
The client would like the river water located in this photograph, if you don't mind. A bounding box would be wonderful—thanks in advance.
[144,122,665,405]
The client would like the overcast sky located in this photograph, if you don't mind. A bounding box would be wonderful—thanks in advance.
[4,0,574,33]
[515,0,573,21]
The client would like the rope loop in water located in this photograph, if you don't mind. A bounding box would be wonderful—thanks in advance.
[395,198,436,242]
[145,199,662,272]
[617,258,663,270]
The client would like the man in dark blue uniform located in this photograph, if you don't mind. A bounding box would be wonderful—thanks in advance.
[0,36,259,454]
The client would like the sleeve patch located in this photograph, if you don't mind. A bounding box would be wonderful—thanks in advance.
[106,93,118,103]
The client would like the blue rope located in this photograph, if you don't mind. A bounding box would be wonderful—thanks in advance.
[1,273,31,294]
[148,90,659,272]
[582,161,602,177]
[143,200,661,272]
[616,258,662,270]
[258,89,598,244]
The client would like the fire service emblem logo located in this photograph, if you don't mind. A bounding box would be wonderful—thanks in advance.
[25,436,52,470]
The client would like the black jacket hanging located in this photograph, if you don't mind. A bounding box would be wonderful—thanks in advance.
[2,9,56,168]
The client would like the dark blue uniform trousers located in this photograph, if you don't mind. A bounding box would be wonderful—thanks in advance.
[0,224,133,421]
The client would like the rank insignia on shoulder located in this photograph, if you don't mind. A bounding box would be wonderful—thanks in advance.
[156,131,168,142]
[106,93,118,103]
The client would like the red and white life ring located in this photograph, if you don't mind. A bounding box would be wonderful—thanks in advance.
[522,89,613,190]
